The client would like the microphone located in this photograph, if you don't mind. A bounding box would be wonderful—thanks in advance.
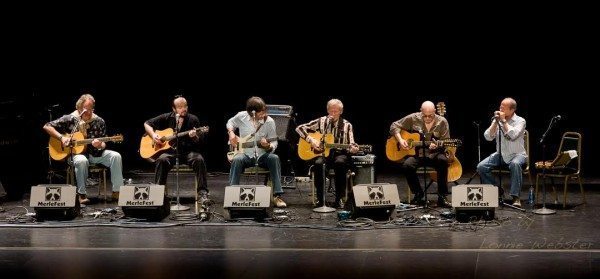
[79,108,87,117]
[553,115,562,121]
[491,112,499,121]
[251,110,256,117]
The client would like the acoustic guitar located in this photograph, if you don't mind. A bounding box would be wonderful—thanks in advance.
[49,132,123,161]
[297,132,372,161]
[227,134,278,162]
[139,126,209,161]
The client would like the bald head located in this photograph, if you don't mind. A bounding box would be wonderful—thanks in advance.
[421,101,435,112]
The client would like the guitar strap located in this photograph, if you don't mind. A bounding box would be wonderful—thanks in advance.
[250,122,264,137]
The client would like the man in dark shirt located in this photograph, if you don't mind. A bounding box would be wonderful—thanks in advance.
[144,96,209,202]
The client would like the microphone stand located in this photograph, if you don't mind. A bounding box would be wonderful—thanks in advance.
[68,111,85,204]
[534,117,558,215]
[46,106,64,183]
[252,113,261,185]
[171,115,189,211]
[420,130,430,209]
[495,117,524,212]
[465,121,481,184]
[313,116,336,213]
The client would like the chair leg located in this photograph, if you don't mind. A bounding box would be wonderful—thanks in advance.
[563,176,569,208]
[550,177,558,204]
[535,174,540,201]
[103,170,107,202]
[578,176,586,204]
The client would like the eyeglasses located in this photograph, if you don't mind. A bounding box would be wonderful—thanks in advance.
[422,114,435,119]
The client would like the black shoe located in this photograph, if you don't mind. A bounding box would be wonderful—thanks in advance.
[410,192,425,205]
[335,199,345,209]
[437,195,452,208]
[315,200,324,207]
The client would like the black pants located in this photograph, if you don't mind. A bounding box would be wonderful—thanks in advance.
[401,152,448,196]
[155,151,208,194]
[313,154,352,202]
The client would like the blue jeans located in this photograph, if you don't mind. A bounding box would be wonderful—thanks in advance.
[477,152,527,197]
[228,153,283,195]
[71,150,124,195]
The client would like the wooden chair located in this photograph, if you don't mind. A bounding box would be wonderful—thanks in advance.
[535,132,584,208]
[67,164,109,201]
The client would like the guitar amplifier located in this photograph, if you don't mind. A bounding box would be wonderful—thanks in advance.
[352,154,375,165]
[353,155,375,184]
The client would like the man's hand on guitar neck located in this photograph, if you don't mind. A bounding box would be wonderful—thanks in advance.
[349,143,359,154]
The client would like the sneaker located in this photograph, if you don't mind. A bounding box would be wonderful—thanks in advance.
[273,196,287,208]
[437,195,452,208]
[111,192,119,201]
[79,194,90,205]
[512,196,522,207]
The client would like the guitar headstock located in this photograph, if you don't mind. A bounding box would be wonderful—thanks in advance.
[436,102,446,117]
[443,139,462,147]
[196,126,209,134]
[113,135,124,143]
[360,145,373,154]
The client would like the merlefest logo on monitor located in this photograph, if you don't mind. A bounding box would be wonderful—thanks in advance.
[38,187,66,206]
[363,186,392,206]
[460,187,490,207]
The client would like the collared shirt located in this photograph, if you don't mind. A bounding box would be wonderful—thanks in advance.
[296,116,355,145]
[46,111,106,157]
[390,112,450,157]
[226,111,278,158]
[484,113,527,163]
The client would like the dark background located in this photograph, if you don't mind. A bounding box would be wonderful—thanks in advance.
[0,15,596,199]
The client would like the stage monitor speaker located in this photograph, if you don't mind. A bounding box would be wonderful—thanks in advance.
[119,185,169,221]
[30,185,79,220]
[267,104,296,142]
[350,183,400,221]
[223,185,271,220]
[452,184,498,222]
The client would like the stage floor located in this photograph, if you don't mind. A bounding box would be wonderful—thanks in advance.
[1,172,599,278]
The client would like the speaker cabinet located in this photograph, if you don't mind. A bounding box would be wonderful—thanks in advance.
[349,183,399,221]
[354,165,375,185]
[223,185,271,220]
[30,185,80,220]
[452,184,498,222]
[119,185,170,221]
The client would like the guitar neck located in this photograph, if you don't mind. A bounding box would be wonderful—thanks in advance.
[325,143,353,149]
[165,127,206,141]
[240,137,278,148]
[76,136,120,145]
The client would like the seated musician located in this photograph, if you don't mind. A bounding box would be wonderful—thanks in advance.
[43,93,124,204]
[390,101,451,207]
[296,99,359,209]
